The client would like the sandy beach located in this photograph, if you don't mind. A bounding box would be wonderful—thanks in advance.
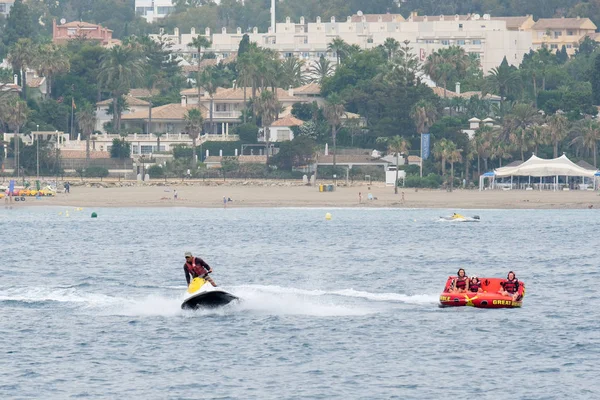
[5,179,600,209]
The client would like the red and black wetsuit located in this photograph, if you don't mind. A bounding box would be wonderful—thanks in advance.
[184,257,212,285]
[469,280,481,292]
[455,277,468,291]
[501,278,519,294]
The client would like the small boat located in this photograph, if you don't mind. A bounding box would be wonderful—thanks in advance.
[439,213,481,222]
[439,276,525,308]
[181,277,238,310]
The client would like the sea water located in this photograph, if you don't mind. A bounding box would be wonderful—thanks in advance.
[0,207,598,399]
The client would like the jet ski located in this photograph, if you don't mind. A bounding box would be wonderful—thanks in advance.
[440,213,481,222]
[181,277,238,310]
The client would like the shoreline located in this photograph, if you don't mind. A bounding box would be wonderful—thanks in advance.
[5,179,600,209]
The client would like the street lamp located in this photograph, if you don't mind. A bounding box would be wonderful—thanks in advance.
[36,124,39,178]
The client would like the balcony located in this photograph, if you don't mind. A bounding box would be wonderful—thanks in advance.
[212,110,242,119]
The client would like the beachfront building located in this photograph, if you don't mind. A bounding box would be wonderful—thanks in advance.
[52,19,120,47]
[263,116,305,143]
[529,17,597,55]
[156,12,533,73]
[0,0,14,17]
[135,0,175,23]
[95,95,151,133]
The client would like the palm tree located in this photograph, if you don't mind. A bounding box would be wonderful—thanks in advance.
[383,38,400,61]
[570,119,600,167]
[433,138,450,176]
[281,56,305,88]
[8,38,35,100]
[184,108,203,167]
[529,122,546,155]
[410,100,438,134]
[35,43,70,98]
[491,140,513,168]
[474,126,495,173]
[255,90,279,163]
[188,35,212,101]
[482,61,521,116]
[377,136,410,193]
[424,52,454,98]
[503,103,540,160]
[309,56,334,83]
[76,106,96,164]
[235,65,252,123]
[324,94,346,175]
[446,141,463,191]
[98,45,145,133]
[547,113,569,158]
[327,38,349,65]
[197,66,221,134]
[4,98,29,177]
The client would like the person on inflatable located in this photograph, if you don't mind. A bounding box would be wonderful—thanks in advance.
[499,271,520,300]
[184,251,217,287]
[468,276,483,292]
[449,268,469,293]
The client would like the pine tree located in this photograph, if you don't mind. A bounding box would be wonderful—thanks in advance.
[238,34,250,56]
[556,45,568,64]
[3,0,33,48]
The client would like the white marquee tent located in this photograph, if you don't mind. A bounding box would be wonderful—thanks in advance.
[479,155,599,191]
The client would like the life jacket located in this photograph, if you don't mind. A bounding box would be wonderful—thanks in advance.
[186,258,208,278]
[469,281,481,292]
[502,278,519,294]
[455,277,467,290]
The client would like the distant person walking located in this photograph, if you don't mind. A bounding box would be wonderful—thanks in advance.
[223,196,227,208]
[173,189,178,200]
[401,191,405,204]
[64,182,70,194]
[359,192,362,204]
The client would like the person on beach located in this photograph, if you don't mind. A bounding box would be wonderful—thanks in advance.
[64,182,70,194]
[499,271,520,300]
[183,252,217,287]
[449,268,469,293]
[468,276,482,292]
[359,192,362,203]
[223,196,227,208]
[173,189,178,200]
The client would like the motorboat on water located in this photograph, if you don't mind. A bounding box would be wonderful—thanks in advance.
[181,277,238,310]
[439,213,481,222]
[439,276,525,308]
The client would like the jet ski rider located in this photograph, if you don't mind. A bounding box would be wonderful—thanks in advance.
[184,252,217,287]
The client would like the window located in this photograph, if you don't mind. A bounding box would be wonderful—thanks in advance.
[457,39,465,45]
[302,52,309,58]
[550,44,558,49]
[426,39,434,44]
[285,52,293,58]
[367,38,374,43]
[157,6,173,15]
[0,4,6,13]
[567,30,574,36]
[567,44,573,49]
[554,31,562,38]
[67,28,77,36]
[441,40,450,45]
[472,39,482,45]
[459,23,463,30]
[303,37,308,44]
[141,145,153,154]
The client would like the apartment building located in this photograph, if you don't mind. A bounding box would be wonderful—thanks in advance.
[156,12,533,73]
[135,0,175,23]
[530,17,597,55]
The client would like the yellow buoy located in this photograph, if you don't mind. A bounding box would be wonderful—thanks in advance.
[325,212,332,220]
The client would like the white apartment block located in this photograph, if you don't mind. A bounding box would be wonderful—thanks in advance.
[135,0,175,23]
[155,12,534,73]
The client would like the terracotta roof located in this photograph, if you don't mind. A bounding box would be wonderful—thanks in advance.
[532,18,597,30]
[129,88,159,98]
[576,160,597,170]
[317,155,390,164]
[27,77,46,88]
[294,82,321,95]
[271,116,304,127]
[180,87,206,96]
[97,95,150,107]
[204,156,223,164]
[431,87,460,98]
[122,103,209,121]
[60,21,112,31]
[490,16,532,29]
[431,87,501,101]
[60,150,111,159]
[407,155,422,163]
[212,87,303,102]
[0,83,21,92]
[350,14,405,23]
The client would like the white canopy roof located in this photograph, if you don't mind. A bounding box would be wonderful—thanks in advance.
[495,155,598,178]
